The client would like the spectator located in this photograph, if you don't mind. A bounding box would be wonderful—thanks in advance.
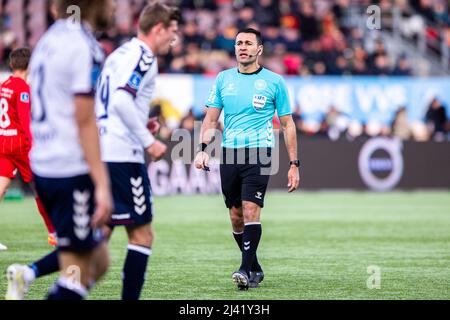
[393,54,412,76]
[180,108,196,132]
[254,0,280,27]
[325,106,349,141]
[297,1,320,41]
[372,54,392,75]
[425,97,448,140]
[392,107,412,140]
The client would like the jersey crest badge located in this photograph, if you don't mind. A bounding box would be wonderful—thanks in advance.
[255,79,267,91]
[252,94,267,110]
[128,72,142,90]
[20,93,30,103]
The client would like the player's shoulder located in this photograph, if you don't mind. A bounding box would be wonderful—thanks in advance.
[261,67,284,83]
[5,77,29,92]
[220,68,238,77]
[13,77,29,88]
[0,76,12,88]
[46,20,101,57]
[215,68,237,83]
[107,38,155,71]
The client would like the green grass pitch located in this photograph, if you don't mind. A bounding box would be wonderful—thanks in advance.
[1,191,449,300]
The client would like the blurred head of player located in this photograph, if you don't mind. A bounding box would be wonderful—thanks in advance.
[54,0,114,31]
[138,2,181,55]
[9,47,31,80]
[235,28,263,67]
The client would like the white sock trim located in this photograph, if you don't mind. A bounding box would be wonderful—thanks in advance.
[57,276,88,298]
[128,244,152,256]
[233,231,244,235]
[245,222,262,226]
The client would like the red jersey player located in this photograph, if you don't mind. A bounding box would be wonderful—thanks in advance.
[0,48,56,248]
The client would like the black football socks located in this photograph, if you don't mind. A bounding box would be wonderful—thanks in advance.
[239,223,262,274]
[121,244,152,300]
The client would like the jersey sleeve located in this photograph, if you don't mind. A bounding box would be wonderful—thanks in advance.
[15,82,32,145]
[70,42,97,96]
[113,90,155,148]
[205,73,223,109]
[275,77,292,117]
[117,49,156,99]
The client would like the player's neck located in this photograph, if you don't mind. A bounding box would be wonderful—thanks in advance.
[12,70,27,81]
[238,63,261,74]
[137,34,154,53]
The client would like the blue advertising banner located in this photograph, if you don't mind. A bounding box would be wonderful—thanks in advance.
[193,75,450,125]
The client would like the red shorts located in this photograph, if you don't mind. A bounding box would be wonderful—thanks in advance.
[0,153,33,183]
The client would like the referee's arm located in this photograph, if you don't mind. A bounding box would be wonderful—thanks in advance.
[195,107,221,170]
[279,115,300,192]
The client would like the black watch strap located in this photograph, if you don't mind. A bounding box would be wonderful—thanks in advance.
[290,160,300,167]
[197,143,208,153]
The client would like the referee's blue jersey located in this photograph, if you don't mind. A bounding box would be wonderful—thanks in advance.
[206,67,292,149]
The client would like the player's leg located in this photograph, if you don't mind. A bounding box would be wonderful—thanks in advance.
[107,162,154,300]
[123,223,153,300]
[0,156,16,201]
[0,175,12,250]
[89,226,114,286]
[229,206,263,278]
[5,174,60,300]
[46,251,91,300]
[0,176,12,201]
[233,149,271,289]
[87,240,110,291]
[47,243,109,300]
[36,174,107,300]
[14,154,57,246]
[230,206,244,245]
[0,156,16,250]
[220,149,253,289]
[5,250,60,299]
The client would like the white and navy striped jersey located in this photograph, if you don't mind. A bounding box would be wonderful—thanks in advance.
[95,37,158,164]
[29,19,104,178]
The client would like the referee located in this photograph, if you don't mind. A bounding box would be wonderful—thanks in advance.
[195,28,300,290]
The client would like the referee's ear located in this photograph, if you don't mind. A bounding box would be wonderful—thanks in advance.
[257,45,263,56]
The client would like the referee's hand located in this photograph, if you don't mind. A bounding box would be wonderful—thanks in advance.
[195,151,210,170]
[287,166,300,193]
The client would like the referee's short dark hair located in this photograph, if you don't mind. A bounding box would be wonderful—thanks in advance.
[236,28,263,45]
[9,48,31,71]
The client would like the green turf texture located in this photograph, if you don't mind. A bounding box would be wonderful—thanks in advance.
[1,191,449,300]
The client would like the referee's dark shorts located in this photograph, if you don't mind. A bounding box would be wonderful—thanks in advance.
[220,147,272,209]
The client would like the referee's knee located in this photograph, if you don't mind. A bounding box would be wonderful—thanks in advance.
[242,201,261,223]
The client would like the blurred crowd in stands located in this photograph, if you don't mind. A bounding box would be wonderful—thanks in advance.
[1,0,449,75]
[0,0,449,141]
[154,94,449,142]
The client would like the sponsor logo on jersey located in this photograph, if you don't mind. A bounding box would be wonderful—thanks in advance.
[20,92,29,103]
[128,72,142,90]
[252,94,267,110]
[223,82,237,96]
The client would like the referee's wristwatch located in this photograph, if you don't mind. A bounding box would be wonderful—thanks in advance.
[290,160,300,168]
[197,143,208,153]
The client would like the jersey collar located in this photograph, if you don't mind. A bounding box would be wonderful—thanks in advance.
[133,37,154,55]
[237,66,263,75]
